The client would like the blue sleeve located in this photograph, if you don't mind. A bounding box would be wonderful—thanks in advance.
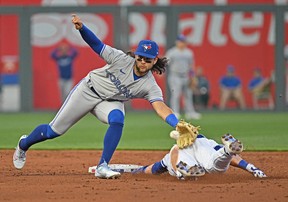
[71,48,78,59]
[79,24,105,55]
[220,77,226,87]
[51,49,58,60]
[248,79,257,90]
[249,78,262,90]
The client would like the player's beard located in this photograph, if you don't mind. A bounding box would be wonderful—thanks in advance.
[134,63,151,76]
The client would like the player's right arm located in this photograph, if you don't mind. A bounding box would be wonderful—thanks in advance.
[71,14,105,55]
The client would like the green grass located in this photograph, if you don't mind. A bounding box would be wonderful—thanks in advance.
[0,111,287,151]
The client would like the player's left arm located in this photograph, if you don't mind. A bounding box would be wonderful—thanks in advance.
[230,155,267,178]
[132,161,168,176]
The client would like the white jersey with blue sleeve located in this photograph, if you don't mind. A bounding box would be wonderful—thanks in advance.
[162,134,233,177]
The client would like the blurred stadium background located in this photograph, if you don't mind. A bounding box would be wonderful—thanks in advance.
[0,0,287,151]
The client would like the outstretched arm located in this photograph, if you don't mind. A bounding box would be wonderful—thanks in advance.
[71,14,104,55]
[151,101,179,128]
[230,155,267,178]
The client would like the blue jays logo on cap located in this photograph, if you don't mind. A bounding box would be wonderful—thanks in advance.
[135,40,159,59]
[142,44,152,51]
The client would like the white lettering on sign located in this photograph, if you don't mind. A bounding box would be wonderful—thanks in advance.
[151,13,166,45]
[180,13,207,46]
[129,12,166,46]
[209,12,227,46]
[41,0,87,6]
[268,15,275,45]
[129,13,148,45]
[119,0,169,5]
[31,10,281,48]
[178,12,274,47]
[31,13,108,47]
[230,12,263,46]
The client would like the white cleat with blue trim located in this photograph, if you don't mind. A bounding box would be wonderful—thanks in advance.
[221,133,243,155]
[95,162,121,179]
[13,135,28,169]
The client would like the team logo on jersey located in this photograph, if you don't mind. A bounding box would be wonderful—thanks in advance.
[106,70,133,99]
[142,44,152,52]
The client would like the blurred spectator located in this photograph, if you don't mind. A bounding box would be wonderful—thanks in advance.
[51,42,78,102]
[166,34,201,120]
[191,66,210,109]
[219,65,245,110]
[248,68,274,109]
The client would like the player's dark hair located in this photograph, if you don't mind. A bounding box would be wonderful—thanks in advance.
[126,51,168,75]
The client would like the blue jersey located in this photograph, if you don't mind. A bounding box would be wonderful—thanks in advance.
[248,77,263,90]
[220,76,241,88]
[51,48,78,79]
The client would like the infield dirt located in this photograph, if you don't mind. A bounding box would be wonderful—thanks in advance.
[0,150,287,202]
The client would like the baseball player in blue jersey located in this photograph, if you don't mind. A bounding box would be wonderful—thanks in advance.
[13,14,180,179]
[51,43,78,102]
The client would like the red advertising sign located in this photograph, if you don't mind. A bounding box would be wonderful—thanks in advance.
[0,0,285,110]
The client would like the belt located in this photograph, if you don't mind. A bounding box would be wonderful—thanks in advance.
[90,86,99,96]
[86,78,102,98]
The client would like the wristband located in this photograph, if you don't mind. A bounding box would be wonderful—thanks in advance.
[165,114,179,128]
[238,160,249,170]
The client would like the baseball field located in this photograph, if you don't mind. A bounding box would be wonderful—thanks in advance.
[0,111,288,201]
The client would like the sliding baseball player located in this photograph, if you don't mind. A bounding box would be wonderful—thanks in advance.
[133,121,267,179]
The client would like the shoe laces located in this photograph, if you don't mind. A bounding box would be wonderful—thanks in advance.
[18,147,26,160]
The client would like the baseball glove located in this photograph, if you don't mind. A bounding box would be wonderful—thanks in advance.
[175,120,200,149]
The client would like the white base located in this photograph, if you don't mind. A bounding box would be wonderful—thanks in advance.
[88,164,142,174]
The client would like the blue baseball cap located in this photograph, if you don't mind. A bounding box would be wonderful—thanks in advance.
[177,34,187,42]
[227,65,235,72]
[134,40,159,59]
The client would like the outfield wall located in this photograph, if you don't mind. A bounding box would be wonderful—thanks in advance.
[0,0,287,111]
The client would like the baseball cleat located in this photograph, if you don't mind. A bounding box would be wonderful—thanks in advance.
[95,162,121,179]
[13,135,28,169]
[176,161,205,177]
[221,133,243,155]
